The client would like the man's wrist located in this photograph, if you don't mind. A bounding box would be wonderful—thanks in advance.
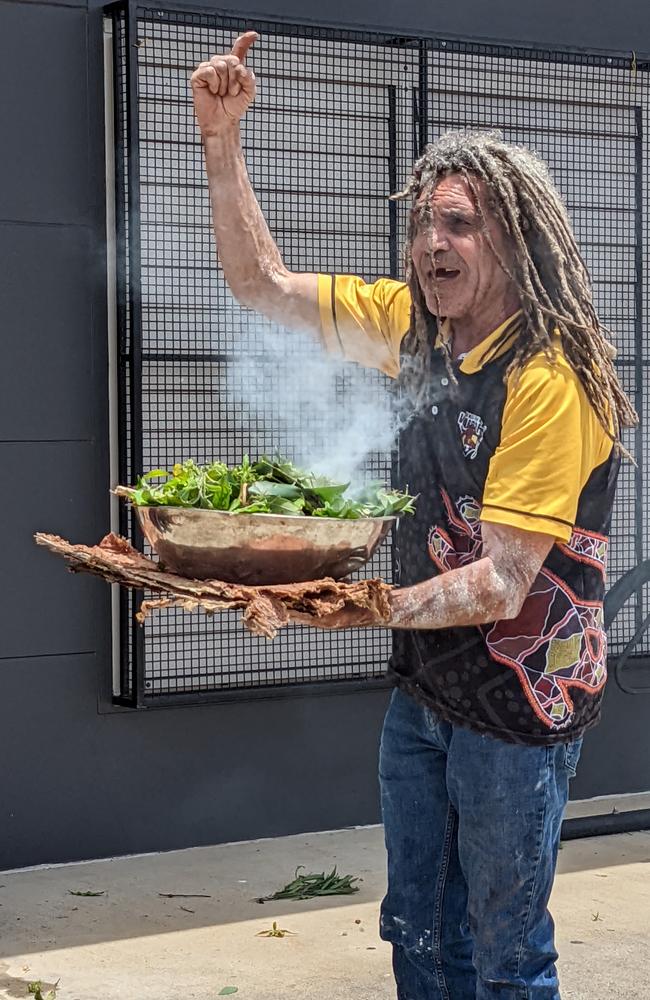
[387,588,416,629]
[202,121,241,146]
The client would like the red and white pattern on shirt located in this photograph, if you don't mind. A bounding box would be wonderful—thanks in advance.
[558,526,608,578]
[427,489,482,571]
[426,492,607,731]
[482,569,606,730]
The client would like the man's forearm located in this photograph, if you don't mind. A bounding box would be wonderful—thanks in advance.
[203,125,319,331]
[203,125,286,308]
[387,556,524,630]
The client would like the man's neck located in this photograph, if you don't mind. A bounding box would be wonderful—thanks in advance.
[448,301,520,360]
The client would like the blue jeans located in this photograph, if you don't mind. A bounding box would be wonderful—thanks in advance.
[379,688,582,1000]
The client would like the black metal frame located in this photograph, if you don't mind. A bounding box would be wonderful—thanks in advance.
[111,2,146,706]
[107,0,650,709]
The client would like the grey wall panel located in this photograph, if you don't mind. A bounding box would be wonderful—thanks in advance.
[573,678,650,800]
[1,647,646,869]
[87,0,650,57]
[0,441,108,659]
[0,653,389,868]
[0,2,89,225]
[0,648,648,869]
[0,223,99,441]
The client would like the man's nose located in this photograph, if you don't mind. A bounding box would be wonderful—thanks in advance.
[427,226,450,255]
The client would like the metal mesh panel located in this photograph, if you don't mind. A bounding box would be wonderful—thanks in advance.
[110,4,648,704]
[112,7,416,702]
[425,43,647,655]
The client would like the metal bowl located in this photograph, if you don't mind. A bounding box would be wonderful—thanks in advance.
[135,506,395,585]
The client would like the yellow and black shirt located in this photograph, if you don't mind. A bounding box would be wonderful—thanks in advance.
[318,273,619,746]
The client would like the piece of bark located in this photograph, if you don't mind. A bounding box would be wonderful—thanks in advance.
[34,533,392,639]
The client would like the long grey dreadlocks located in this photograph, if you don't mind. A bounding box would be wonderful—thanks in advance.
[393,130,637,441]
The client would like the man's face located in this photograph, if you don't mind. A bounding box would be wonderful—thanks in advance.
[411,173,516,322]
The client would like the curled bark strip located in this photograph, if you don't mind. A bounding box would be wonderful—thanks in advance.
[34,532,392,639]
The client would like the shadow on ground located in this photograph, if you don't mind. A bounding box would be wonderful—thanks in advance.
[0,827,648,1000]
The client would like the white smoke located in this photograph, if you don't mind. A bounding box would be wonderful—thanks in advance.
[226,327,407,489]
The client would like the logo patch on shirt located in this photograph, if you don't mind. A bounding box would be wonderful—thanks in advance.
[458,411,486,459]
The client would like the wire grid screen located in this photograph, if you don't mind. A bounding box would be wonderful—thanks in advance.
[111,7,137,699]
[427,45,648,655]
[114,9,649,700]
[119,10,416,696]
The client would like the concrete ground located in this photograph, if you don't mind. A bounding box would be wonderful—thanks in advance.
[1,826,649,1000]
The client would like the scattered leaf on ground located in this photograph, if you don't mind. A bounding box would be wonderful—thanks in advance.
[257,866,361,903]
[68,890,104,897]
[218,989,239,996]
[256,921,295,938]
[592,911,602,921]
[28,979,59,1000]
[158,893,211,899]
[180,906,195,914]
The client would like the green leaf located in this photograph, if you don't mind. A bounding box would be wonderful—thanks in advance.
[229,500,271,514]
[267,497,305,515]
[218,988,239,996]
[308,482,349,502]
[140,469,169,481]
[248,481,302,500]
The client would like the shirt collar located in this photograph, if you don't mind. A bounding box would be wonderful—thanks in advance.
[436,310,523,374]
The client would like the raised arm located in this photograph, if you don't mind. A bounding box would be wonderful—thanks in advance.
[191,32,320,333]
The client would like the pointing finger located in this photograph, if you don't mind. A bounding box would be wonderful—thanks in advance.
[231,31,259,62]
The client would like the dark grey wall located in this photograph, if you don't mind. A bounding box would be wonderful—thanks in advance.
[88,0,650,56]
[1,0,649,870]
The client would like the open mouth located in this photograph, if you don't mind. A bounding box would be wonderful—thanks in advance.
[434,267,461,281]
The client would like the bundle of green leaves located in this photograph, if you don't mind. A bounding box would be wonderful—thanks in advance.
[121,456,416,519]
[257,866,361,902]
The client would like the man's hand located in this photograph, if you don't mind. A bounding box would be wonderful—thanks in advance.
[191,31,258,137]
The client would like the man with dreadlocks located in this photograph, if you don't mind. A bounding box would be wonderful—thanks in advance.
[192,33,636,1000]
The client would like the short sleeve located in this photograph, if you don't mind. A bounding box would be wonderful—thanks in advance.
[481,354,613,543]
[317,274,411,378]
